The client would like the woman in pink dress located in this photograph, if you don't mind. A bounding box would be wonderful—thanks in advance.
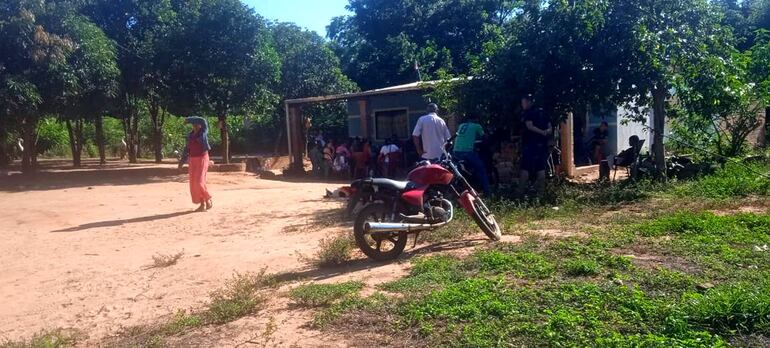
[179,117,213,212]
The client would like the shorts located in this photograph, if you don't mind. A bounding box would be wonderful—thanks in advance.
[520,145,548,174]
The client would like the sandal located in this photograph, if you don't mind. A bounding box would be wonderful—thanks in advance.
[195,203,206,212]
[205,199,213,210]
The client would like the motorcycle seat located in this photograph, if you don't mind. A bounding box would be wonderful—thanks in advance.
[370,178,411,191]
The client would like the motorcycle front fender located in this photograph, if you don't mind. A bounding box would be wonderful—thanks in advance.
[458,190,476,216]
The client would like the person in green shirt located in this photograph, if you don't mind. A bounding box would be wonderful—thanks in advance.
[453,114,490,196]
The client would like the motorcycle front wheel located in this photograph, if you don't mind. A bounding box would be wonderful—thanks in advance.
[468,194,502,241]
[353,203,408,261]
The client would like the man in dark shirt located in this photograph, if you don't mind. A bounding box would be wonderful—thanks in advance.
[518,95,552,196]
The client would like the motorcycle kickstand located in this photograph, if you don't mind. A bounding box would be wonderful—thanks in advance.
[413,232,420,249]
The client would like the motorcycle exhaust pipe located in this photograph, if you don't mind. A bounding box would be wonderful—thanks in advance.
[364,221,448,233]
[364,200,454,234]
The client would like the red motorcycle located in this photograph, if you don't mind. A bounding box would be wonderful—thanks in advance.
[350,148,501,260]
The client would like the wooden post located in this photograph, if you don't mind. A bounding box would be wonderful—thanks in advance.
[290,106,304,170]
[560,112,575,178]
[285,102,292,164]
[358,99,368,138]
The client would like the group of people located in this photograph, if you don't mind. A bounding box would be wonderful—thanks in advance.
[307,134,406,180]
[303,98,556,197]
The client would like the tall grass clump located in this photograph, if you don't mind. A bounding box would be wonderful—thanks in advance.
[674,162,770,199]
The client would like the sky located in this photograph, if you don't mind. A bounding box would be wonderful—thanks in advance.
[244,0,351,38]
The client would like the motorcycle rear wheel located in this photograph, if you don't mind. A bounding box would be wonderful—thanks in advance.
[469,195,502,241]
[354,203,408,261]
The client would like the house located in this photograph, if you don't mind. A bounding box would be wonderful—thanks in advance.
[284,80,653,177]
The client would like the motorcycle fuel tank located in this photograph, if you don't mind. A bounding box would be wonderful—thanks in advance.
[407,164,454,186]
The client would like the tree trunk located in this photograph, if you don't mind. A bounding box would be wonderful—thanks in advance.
[123,112,139,163]
[219,114,230,164]
[149,102,164,163]
[95,114,106,165]
[21,116,38,174]
[652,84,667,178]
[66,119,85,167]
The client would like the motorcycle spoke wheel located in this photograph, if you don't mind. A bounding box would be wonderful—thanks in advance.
[354,203,408,261]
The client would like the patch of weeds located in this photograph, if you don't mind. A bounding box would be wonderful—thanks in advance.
[0,329,82,348]
[673,162,770,199]
[305,234,353,268]
[680,282,770,335]
[634,267,698,295]
[379,255,465,293]
[144,251,184,270]
[563,258,601,277]
[313,293,391,329]
[206,272,266,324]
[161,310,203,335]
[289,281,364,307]
[471,249,555,279]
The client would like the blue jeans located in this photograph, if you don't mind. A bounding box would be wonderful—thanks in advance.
[454,151,490,196]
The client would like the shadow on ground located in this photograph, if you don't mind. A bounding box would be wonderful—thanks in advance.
[270,237,489,283]
[51,211,195,232]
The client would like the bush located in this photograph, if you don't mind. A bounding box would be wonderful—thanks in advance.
[206,272,266,324]
[289,281,364,307]
[310,235,353,267]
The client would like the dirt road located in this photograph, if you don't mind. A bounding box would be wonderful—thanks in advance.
[0,161,403,346]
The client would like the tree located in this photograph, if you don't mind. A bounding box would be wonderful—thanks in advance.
[602,0,729,175]
[0,0,80,172]
[329,0,517,90]
[167,0,280,163]
[85,0,177,163]
[53,14,119,167]
[269,22,357,150]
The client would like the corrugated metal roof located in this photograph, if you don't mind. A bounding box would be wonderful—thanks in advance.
[284,78,467,105]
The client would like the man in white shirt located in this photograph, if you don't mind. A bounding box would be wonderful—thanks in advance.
[412,103,451,160]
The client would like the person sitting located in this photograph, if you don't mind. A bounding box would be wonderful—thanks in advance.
[613,135,642,168]
[591,121,609,164]
[379,136,401,178]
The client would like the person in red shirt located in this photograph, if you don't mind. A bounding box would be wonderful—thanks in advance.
[179,117,213,212]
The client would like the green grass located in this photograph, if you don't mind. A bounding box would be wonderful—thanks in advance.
[289,281,364,307]
[379,255,465,294]
[205,272,268,324]
[0,329,81,348]
[673,162,770,199]
[681,282,770,335]
[161,310,203,335]
[472,249,555,279]
[563,258,601,277]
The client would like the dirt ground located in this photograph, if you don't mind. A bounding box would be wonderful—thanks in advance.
[0,160,496,347]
